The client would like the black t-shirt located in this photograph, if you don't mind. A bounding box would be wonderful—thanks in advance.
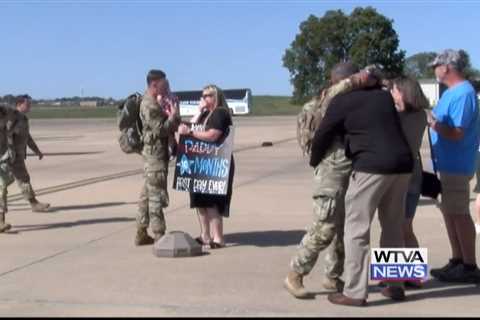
[204,107,232,133]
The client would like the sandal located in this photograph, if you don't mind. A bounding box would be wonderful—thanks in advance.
[195,237,209,246]
[209,241,225,249]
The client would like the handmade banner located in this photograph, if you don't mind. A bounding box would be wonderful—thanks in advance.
[173,127,234,195]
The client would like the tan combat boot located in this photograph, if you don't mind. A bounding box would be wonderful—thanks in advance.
[30,200,50,213]
[284,271,311,299]
[135,228,155,246]
[322,276,345,292]
[0,212,11,233]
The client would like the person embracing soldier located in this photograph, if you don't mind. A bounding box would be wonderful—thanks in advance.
[285,62,378,298]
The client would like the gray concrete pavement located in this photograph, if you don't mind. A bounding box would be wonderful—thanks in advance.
[0,116,479,317]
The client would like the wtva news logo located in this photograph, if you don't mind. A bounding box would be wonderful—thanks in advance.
[370,248,428,281]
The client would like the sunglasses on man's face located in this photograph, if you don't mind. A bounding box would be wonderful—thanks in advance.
[202,93,213,99]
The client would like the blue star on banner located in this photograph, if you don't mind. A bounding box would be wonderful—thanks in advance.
[177,154,194,175]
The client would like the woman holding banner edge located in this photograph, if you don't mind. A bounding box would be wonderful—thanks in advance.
[178,85,235,249]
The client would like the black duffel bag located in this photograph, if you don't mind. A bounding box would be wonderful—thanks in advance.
[420,129,442,199]
[421,170,442,199]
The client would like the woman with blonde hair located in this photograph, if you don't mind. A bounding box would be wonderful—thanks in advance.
[386,75,429,288]
[178,85,234,249]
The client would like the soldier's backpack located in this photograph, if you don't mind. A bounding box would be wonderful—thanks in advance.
[117,92,143,154]
[296,92,326,156]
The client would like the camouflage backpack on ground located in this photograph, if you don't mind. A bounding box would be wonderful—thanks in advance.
[117,92,143,154]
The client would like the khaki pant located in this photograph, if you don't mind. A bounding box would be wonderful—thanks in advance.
[343,171,410,300]
[439,173,472,215]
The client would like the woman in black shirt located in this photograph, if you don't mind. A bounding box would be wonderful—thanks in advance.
[178,85,234,249]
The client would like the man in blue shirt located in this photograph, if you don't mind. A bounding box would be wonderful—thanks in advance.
[428,49,480,283]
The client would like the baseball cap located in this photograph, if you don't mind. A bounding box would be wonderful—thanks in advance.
[428,49,466,71]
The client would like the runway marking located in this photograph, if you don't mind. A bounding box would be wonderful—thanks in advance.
[7,169,143,202]
[0,137,299,279]
[7,137,296,202]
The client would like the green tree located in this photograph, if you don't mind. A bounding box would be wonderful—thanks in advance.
[406,50,480,80]
[458,50,480,80]
[404,52,437,79]
[283,6,405,103]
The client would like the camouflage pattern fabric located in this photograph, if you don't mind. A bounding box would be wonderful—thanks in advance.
[137,93,180,235]
[291,145,351,278]
[137,170,168,235]
[290,73,370,279]
[12,111,41,160]
[297,73,369,156]
[8,111,42,204]
[0,106,17,214]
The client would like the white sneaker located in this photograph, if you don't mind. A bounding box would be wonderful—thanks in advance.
[475,223,480,235]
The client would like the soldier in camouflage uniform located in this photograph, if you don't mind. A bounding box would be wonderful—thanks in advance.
[0,105,16,232]
[11,95,50,213]
[135,70,181,246]
[284,63,378,299]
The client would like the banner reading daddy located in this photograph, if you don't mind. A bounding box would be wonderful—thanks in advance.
[173,127,234,195]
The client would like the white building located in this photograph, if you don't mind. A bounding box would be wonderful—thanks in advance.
[79,101,98,108]
[419,79,480,107]
[419,79,444,107]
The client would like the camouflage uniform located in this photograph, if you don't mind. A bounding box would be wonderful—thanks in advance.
[291,75,367,280]
[0,106,16,232]
[11,111,43,205]
[137,93,180,240]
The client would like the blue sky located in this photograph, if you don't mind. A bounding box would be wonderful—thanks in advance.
[1,0,479,99]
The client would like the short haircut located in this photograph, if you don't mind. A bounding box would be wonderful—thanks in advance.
[15,94,31,106]
[146,69,166,85]
[331,62,359,83]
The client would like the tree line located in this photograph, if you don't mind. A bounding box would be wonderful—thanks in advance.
[283,6,480,103]
[0,95,117,106]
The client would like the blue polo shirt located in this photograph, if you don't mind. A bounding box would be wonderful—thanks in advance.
[430,81,479,175]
